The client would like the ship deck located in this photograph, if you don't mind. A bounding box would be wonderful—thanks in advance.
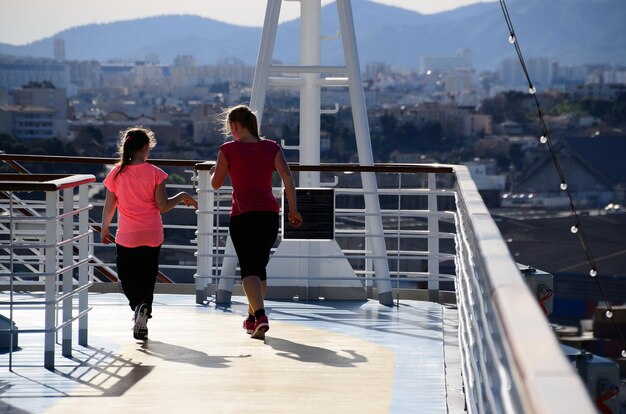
[0,292,464,413]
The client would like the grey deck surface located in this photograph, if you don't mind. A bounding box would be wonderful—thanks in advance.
[1,292,461,413]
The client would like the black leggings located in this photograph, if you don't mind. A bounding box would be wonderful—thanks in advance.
[116,244,161,316]
[229,211,279,281]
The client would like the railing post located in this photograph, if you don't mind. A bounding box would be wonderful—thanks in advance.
[427,173,440,302]
[78,184,89,345]
[196,168,213,304]
[61,188,73,357]
[44,191,58,369]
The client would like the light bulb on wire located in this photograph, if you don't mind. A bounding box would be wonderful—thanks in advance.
[540,135,548,144]
[560,182,568,191]
[589,269,597,277]
[508,35,516,44]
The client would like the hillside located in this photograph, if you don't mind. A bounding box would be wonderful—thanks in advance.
[1,0,624,70]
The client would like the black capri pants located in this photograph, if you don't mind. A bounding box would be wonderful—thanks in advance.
[229,211,279,281]
[116,244,161,315]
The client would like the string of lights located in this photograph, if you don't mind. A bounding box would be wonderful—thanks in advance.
[498,0,626,359]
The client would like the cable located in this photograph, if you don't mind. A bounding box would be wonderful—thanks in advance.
[498,0,626,359]
[538,287,553,316]
[595,385,619,414]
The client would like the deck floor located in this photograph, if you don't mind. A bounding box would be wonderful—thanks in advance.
[1,292,463,413]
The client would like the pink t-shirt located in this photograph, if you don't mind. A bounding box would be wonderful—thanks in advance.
[103,163,168,247]
[220,138,280,216]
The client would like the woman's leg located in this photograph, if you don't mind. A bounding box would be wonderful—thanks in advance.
[230,212,277,337]
[138,245,161,317]
[116,244,143,312]
[242,275,264,313]
[117,245,160,315]
[247,278,267,316]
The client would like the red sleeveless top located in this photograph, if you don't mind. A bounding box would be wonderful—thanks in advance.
[220,138,280,216]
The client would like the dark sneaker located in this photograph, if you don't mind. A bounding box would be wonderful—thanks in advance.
[133,303,149,340]
[243,317,255,335]
[251,316,269,340]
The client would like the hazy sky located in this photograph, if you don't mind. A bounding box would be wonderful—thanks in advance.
[0,0,496,45]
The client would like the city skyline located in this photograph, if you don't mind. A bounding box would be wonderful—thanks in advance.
[0,0,497,46]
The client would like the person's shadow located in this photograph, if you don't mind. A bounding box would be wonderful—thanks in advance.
[138,341,250,369]
[265,337,367,367]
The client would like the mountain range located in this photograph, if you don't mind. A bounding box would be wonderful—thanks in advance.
[1,0,624,71]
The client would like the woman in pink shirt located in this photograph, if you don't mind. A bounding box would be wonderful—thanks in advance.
[211,105,302,339]
[101,126,197,340]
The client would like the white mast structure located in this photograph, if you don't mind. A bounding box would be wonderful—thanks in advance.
[216,0,392,305]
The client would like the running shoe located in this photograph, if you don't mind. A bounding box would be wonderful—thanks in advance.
[243,317,255,335]
[133,303,149,340]
[251,315,269,340]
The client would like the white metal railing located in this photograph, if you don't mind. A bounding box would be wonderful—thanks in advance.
[194,162,458,305]
[0,156,596,412]
[0,173,95,369]
[453,166,595,413]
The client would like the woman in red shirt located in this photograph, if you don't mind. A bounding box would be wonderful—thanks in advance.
[211,105,302,339]
[102,127,197,340]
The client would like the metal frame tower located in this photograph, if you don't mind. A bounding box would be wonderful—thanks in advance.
[216,0,392,305]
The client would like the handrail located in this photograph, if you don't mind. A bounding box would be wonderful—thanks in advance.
[0,158,174,284]
[0,153,456,174]
[453,165,595,413]
[195,159,455,174]
[0,173,96,191]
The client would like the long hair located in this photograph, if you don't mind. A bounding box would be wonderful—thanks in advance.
[113,126,156,179]
[220,104,260,139]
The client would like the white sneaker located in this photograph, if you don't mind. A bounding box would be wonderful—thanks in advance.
[133,303,149,340]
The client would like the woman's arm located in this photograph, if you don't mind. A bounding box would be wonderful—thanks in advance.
[101,189,118,244]
[155,181,198,213]
[210,150,228,190]
[274,149,302,228]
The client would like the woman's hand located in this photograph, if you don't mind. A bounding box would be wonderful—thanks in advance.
[181,193,198,210]
[101,226,111,244]
[288,210,303,228]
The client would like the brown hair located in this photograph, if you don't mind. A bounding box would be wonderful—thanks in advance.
[221,104,260,139]
[113,126,156,179]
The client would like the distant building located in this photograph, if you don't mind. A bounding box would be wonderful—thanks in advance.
[498,120,523,136]
[53,39,66,62]
[464,159,507,207]
[0,58,71,93]
[68,61,103,90]
[100,63,154,91]
[571,83,626,101]
[419,49,473,75]
[0,82,68,139]
[68,113,180,149]
[512,136,626,208]
[364,61,391,81]
[190,104,222,144]
[462,114,492,137]
[0,104,57,139]
[499,57,553,88]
